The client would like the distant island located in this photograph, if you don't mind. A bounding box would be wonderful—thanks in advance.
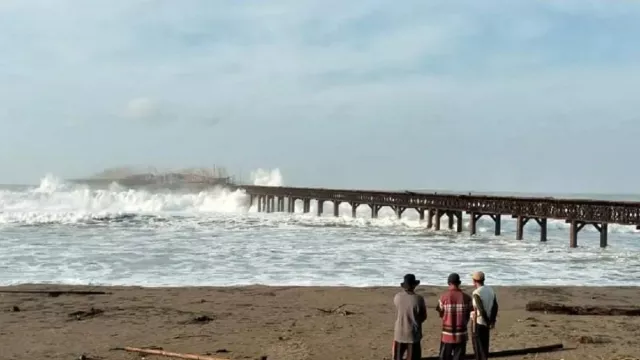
[67,166,236,190]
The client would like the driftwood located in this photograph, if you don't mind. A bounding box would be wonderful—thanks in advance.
[0,290,109,297]
[112,347,229,360]
[422,343,563,360]
[315,304,356,316]
[69,307,104,321]
[182,315,215,324]
[526,301,640,316]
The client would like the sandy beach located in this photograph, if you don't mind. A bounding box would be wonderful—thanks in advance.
[1,284,639,360]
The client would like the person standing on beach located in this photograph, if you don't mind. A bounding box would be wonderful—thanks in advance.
[393,274,427,360]
[470,271,499,359]
[436,273,472,360]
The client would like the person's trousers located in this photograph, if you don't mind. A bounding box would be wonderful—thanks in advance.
[439,341,466,360]
[475,324,490,357]
[392,341,421,360]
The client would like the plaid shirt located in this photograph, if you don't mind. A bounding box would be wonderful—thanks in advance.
[437,288,472,343]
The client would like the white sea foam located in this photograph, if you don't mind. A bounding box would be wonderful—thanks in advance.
[0,169,638,287]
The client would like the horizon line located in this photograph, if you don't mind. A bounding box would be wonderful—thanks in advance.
[1,182,639,199]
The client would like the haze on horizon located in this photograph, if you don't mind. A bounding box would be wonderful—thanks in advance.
[1,1,639,194]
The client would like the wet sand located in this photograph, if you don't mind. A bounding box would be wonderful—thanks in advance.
[1,284,639,360]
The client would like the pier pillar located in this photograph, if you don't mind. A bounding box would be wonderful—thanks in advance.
[288,198,296,213]
[599,223,608,248]
[491,214,501,236]
[268,196,275,213]
[333,201,341,217]
[256,196,262,212]
[567,220,608,248]
[417,208,425,221]
[426,209,434,229]
[569,220,581,248]
[469,212,478,235]
[434,209,443,230]
[455,211,463,232]
[393,206,406,219]
[469,213,501,236]
[278,197,285,212]
[516,216,529,240]
[303,199,311,213]
[592,222,608,248]
[536,218,547,242]
[317,200,324,216]
[350,203,359,218]
[513,216,549,241]
[370,204,382,219]
[447,211,454,230]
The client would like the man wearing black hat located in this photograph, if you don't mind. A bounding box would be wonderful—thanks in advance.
[392,274,427,360]
[436,273,472,360]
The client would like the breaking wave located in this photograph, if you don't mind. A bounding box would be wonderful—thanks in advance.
[0,169,281,225]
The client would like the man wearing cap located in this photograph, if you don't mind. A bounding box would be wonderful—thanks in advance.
[436,273,472,360]
[393,274,427,360]
[470,271,499,358]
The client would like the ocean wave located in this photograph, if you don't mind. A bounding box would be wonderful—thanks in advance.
[1,169,639,286]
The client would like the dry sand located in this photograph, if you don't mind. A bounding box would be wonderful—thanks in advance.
[1,284,639,360]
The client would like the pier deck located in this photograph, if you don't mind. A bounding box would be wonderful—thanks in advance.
[236,185,640,248]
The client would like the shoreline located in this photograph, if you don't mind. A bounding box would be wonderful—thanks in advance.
[3,283,640,289]
[2,284,639,360]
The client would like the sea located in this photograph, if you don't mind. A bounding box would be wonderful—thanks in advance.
[1,169,639,287]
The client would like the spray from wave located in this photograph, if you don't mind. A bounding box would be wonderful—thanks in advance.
[250,169,283,187]
[0,168,283,224]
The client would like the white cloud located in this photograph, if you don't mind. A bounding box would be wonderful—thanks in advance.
[2,1,640,133]
[1,0,640,189]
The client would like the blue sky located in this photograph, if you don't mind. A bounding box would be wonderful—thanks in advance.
[1,0,640,193]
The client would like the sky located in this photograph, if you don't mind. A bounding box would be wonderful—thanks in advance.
[1,0,640,193]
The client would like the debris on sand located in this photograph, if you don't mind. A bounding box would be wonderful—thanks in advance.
[0,290,109,297]
[315,304,356,316]
[577,335,612,344]
[78,354,104,360]
[173,334,210,340]
[112,346,231,360]
[526,301,640,316]
[69,307,104,321]
[186,315,215,324]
